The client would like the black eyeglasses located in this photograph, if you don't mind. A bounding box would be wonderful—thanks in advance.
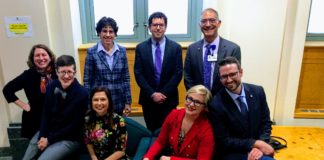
[185,96,205,107]
[219,71,239,81]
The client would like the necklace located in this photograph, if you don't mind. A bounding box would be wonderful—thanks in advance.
[181,117,194,136]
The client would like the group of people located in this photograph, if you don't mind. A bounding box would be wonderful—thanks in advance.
[2,7,274,160]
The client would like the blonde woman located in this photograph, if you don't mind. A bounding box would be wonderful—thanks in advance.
[144,85,214,160]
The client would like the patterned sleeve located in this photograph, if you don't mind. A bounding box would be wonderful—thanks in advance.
[122,49,132,105]
[83,122,92,144]
[115,114,127,151]
[84,48,95,91]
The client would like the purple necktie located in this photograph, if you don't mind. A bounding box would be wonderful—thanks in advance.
[154,42,162,85]
[203,44,214,89]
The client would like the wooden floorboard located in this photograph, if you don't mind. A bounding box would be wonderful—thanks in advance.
[272,126,324,160]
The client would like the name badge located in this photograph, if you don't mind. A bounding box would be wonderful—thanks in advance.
[208,54,217,62]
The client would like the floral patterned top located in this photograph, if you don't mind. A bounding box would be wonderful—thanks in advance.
[84,113,128,160]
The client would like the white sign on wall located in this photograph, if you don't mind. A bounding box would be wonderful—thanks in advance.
[4,16,33,38]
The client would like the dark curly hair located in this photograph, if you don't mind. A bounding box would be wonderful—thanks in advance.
[27,44,56,69]
[148,12,168,27]
[96,17,119,36]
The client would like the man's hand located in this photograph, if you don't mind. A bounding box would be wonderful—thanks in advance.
[123,104,131,117]
[254,140,275,156]
[248,148,263,160]
[151,92,166,104]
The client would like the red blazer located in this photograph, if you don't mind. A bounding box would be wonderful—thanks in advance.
[144,109,214,160]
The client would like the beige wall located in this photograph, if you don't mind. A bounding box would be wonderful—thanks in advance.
[0,0,82,147]
[0,0,323,148]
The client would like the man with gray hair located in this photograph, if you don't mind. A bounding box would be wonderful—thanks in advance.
[184,8,241,96]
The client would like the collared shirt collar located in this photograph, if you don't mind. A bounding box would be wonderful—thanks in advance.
[97,41,120,55]
[226,84,246,101]
[203,35,220,48]
[151,36,166,46]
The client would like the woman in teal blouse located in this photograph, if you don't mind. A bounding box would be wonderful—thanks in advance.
[84,86,128,160]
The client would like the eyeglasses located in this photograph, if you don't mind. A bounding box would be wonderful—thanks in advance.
[185,96,205,107]
[151,23,165,28]
[219,71,239,81]
[57,71,75,77]
[200,18,219,25]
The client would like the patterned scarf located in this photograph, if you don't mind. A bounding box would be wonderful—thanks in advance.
[40,66,53,93]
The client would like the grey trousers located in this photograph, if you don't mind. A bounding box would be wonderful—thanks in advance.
[22,131,81,160]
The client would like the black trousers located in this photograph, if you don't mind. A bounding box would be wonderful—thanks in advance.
[142,102,176,132]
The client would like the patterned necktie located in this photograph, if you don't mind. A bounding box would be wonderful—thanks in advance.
[154,42,162,85]
[203,44,214,89]
[237,96,248,117]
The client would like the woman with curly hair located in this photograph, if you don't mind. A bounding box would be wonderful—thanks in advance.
[2,44,57,139]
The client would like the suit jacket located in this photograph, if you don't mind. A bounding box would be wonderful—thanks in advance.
[144,109,214,160]
[134,37,183,106]
[208,83,272,157]
[84,43,131,114]
[184,37,241,95]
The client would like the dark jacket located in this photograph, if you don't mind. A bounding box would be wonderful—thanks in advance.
[39,79,88,144]
[2,68,57,139]
[184,37,241,95]
[208,83,272,158]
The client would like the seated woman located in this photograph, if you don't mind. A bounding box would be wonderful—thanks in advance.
[143,85,214,160]
[84,86,128,160]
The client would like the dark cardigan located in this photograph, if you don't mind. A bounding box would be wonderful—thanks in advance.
[2,68,57,139]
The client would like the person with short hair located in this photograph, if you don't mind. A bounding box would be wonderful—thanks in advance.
[84,16,132,116]
[143,85,214,160]
[134,11,183,132]
[208,57,274,160]
[22,55,88,160]
[184,8,241,96]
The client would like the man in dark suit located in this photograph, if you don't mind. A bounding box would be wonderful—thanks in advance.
[184,8,241,96]
[134,12,183,132]
[208,57,274,160]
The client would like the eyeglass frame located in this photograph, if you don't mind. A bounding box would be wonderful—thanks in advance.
[200,18,220,26]
[185,96,205,107]
[57,70,75,77]
[219,71,239,81]
[150,23,166,29]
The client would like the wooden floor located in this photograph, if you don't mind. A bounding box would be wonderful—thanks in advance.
[272,126,324,160]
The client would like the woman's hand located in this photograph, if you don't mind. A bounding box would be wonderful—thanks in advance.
[37,137,48,151]
[160,156,171,160]
[91,155,98,160]
[15,99,31,112]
